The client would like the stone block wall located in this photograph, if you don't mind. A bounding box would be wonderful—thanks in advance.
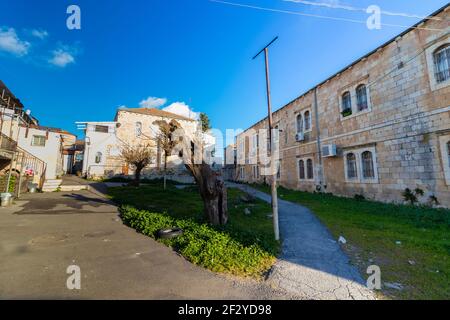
[236,6,450,207]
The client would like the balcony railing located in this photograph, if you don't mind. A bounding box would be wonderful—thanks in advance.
[0,132,17,152]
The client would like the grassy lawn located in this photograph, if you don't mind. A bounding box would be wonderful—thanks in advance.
[250,183,450,300]
[108,181,279,278]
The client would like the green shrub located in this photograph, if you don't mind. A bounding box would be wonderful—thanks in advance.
[119,205,275,277]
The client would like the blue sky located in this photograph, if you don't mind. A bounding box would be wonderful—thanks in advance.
[0,0,448,149]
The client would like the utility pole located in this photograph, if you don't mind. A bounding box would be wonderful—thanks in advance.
[253,36,279,241]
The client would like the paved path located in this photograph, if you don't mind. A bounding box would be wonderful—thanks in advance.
[228,183,376,300]
[0,189,297,299]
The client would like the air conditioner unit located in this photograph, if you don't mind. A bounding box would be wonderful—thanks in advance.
[322,144,337,157]
[296,132,305,142]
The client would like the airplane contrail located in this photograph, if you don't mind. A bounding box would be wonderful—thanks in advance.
[208,0,444,31]
[283,0,445,21]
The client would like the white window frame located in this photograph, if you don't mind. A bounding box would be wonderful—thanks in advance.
[343,146,379,183]
[295,108,312,135]
[298,157,314,181]
[425,36,450,91]
[344,152,358,182]
[439,134,450,186]
[31,135,46,147]
[339,79,372,121]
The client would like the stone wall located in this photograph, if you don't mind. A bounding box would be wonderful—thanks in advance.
[237,7,450,207]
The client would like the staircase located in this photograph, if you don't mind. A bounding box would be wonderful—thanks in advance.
[42,179,63,192]
[42,178,89,192]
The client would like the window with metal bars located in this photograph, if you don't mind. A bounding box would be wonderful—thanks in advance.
[304,111,311,131]
[434,44,450,83]
[341,91,352,116]
[296,114,303,134]
[346,153,358,179]
[306,159,314,180]
[356,84,368,111]
[447,141,450,169]
[361,151,375,179]
[298,159,305,180]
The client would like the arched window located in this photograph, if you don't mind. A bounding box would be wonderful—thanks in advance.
[95,152,102,164]
[304,111,311,131]
[135,122,142,137]
[356,84,368,111]
[342,91,352,116]
[447,141,450,168]
[306,159,314,180]
[361,151,374,179]
[346,153,358,179]
[434,44,450,83]
[296,114,303,134]
[298,160,305,180]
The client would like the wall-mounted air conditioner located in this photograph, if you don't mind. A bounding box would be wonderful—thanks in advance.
[296,132,305,142]
[322,144,337,157]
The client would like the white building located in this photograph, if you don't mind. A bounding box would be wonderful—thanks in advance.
[77,107,216,180]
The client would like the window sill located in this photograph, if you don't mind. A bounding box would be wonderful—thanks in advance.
[345,178,379,184]
[340,108,371,121]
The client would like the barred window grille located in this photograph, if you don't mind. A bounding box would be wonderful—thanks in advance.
[298,160,305,180]
[447,141,450,168]
[346,153,358,179]
[362,151,375,179]
[296,114,303,134]
[342,91,352,115]
[306,159,314,180]
[304,111,311,131]
[356,84,368,111]
[434,44,450,83]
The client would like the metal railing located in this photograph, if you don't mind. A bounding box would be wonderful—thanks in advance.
[0,132,17,152]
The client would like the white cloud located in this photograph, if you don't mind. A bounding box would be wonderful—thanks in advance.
[0,27,30,56]
[163,102,199,120]
[31,29,49,40]
[139,96,167,109]
[48,45,76,67]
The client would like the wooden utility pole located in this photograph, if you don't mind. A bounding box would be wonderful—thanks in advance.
[253,36,279,241]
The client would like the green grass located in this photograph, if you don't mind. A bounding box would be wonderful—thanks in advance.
[108,182,279,278]
[250,183,450,300]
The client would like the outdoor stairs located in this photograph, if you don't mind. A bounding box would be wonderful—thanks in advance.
[42,179,88,192]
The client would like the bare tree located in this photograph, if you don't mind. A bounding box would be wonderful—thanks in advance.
[154,120,228,225]
[153,119,181,190]
[120,144,154,187]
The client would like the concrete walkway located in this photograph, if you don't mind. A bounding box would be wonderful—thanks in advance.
[228,183,376,300]
[0,189,298,299]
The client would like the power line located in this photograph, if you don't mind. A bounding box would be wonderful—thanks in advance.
[283,0,448,21]
[209,0,445,31]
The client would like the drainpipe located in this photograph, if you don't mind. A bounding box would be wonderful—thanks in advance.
[313,87,325,192]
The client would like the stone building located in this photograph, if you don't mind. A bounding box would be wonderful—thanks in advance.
[78,107,214,181]
[236,5,450,207]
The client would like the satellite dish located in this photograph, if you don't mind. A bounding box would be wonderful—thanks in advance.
[25,109,31,115]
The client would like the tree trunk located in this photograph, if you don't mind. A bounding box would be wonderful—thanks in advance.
[134,167,142,187]
[185,163,228,225]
